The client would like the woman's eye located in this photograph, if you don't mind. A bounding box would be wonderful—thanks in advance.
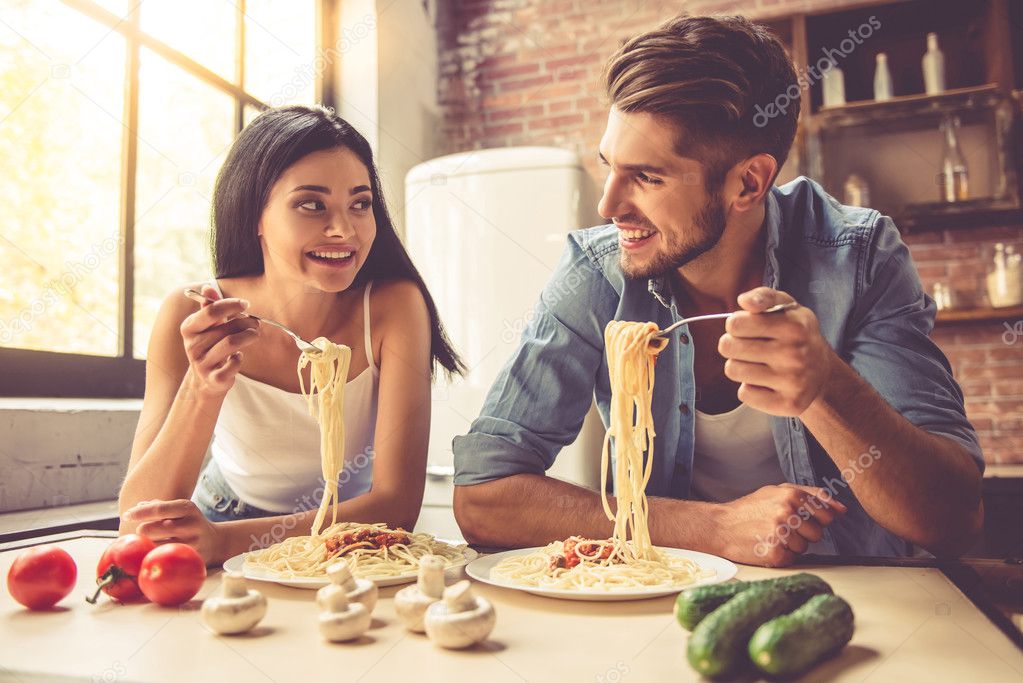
[352,198,372,211]
[637,173,662,185]
[297,199,325,211]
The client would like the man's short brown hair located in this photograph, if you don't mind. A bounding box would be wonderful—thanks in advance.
[602,13,799,191]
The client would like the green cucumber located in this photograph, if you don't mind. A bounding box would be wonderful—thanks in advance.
[674,572,832,631]
[686,586,794,679]
[748,593,855,678]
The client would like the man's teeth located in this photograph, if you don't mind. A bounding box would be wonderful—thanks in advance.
[310,251,352,259]
[622,229,654,240]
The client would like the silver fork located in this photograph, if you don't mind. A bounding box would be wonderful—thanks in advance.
[653,301,800,341]
[183,288,321,355]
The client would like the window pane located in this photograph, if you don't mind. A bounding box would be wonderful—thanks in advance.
[140,0,236,81]
[244,0,317,106]
[90,0,129,15]
[133,51,234,358]
[0,0,124,356]
[243,103,264,128]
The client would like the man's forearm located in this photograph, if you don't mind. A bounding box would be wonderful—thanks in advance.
[801,349,983,554]
[453,473,721,552]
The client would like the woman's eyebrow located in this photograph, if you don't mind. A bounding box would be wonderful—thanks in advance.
[290,184,331,194]
[288,184,372,195]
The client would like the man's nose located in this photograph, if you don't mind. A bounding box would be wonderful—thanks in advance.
[597,172,630,220]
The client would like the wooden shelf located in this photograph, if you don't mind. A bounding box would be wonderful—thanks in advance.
[935,305,1023,324]
[897,201,1023,233]
[812,84,1003,129]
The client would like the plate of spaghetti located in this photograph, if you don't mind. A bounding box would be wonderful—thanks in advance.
[466,540,733,601]
[466,320,735,600]
[224,522,476,588]
[220,336,475,588]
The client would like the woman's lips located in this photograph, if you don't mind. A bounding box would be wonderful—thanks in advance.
[305,249,356,269]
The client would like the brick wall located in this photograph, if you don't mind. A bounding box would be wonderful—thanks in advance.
[907,227,1023,465]
[435,0,1023,465]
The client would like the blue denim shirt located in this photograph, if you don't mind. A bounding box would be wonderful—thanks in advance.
[453,177,984,557]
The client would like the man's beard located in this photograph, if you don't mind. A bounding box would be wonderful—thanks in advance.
[619,193,727,280]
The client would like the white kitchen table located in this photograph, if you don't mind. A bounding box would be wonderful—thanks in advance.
[2,531,1022,682]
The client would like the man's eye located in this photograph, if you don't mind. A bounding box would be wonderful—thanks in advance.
[297,200,325,211]
[637,173,662,185]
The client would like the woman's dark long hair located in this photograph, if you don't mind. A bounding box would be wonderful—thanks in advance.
[211,104,465,377]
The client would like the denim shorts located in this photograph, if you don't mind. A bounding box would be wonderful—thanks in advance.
[191,459,280,523]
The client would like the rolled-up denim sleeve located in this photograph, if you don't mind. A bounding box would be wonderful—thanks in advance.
[844,217,984,472]
[452,235,613,486]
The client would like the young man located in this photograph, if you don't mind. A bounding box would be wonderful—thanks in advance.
[452,14,984,566]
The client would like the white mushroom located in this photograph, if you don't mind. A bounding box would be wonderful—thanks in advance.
[316,561,378,614]
[200,571,267,635]
[394,555,446,633]
[423,580,496,649]
[318,586,371,642]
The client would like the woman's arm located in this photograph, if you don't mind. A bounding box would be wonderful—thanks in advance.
[118,284,258,520]
[353,278,433,529]
[129,279,435,565]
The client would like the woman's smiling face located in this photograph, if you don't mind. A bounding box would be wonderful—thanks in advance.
[258,146,377,293]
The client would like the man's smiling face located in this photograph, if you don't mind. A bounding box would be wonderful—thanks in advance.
[597,107,728,280]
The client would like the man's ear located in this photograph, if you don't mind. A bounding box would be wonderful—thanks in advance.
[733,153,777,212]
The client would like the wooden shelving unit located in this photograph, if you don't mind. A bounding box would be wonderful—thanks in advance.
[765,0,1022,234]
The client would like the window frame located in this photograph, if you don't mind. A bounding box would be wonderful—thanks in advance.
[1,0,335,398]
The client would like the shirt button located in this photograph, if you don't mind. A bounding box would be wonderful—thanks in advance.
[679,403,690,415]
[678,333,690,344]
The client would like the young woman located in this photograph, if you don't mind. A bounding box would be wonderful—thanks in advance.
[118,105,463,565]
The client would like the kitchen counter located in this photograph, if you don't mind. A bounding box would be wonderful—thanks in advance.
[2,531,1021,682]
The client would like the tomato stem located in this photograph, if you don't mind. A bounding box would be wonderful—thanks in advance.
[86,565,133,604]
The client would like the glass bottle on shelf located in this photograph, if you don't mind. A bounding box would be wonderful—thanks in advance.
[938,115,969,202]
[931,282,953,310]
[874,53,893,101]
[922,32,945,95]
[822,62,846,107]
[843,174,870,207]
[986,243,1023,308]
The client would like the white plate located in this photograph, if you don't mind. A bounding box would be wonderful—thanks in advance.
[223,542,478,589]
[465,547,737,601]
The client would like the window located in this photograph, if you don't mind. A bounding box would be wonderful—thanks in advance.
[0,0,330,397]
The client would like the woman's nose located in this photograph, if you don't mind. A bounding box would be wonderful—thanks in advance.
[324,214,350,237]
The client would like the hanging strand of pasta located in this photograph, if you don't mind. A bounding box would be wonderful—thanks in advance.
[489,321,714,590]
[600,321,667,563]
[297,338,352,537]
[243,336,470,581]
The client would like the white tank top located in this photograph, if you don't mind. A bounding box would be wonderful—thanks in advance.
[209,281,379,513]
[690,402,786,503]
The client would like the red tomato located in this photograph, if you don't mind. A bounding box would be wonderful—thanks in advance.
[87,534,156,604]
[6,545,77,610]
[137,543,206,607]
